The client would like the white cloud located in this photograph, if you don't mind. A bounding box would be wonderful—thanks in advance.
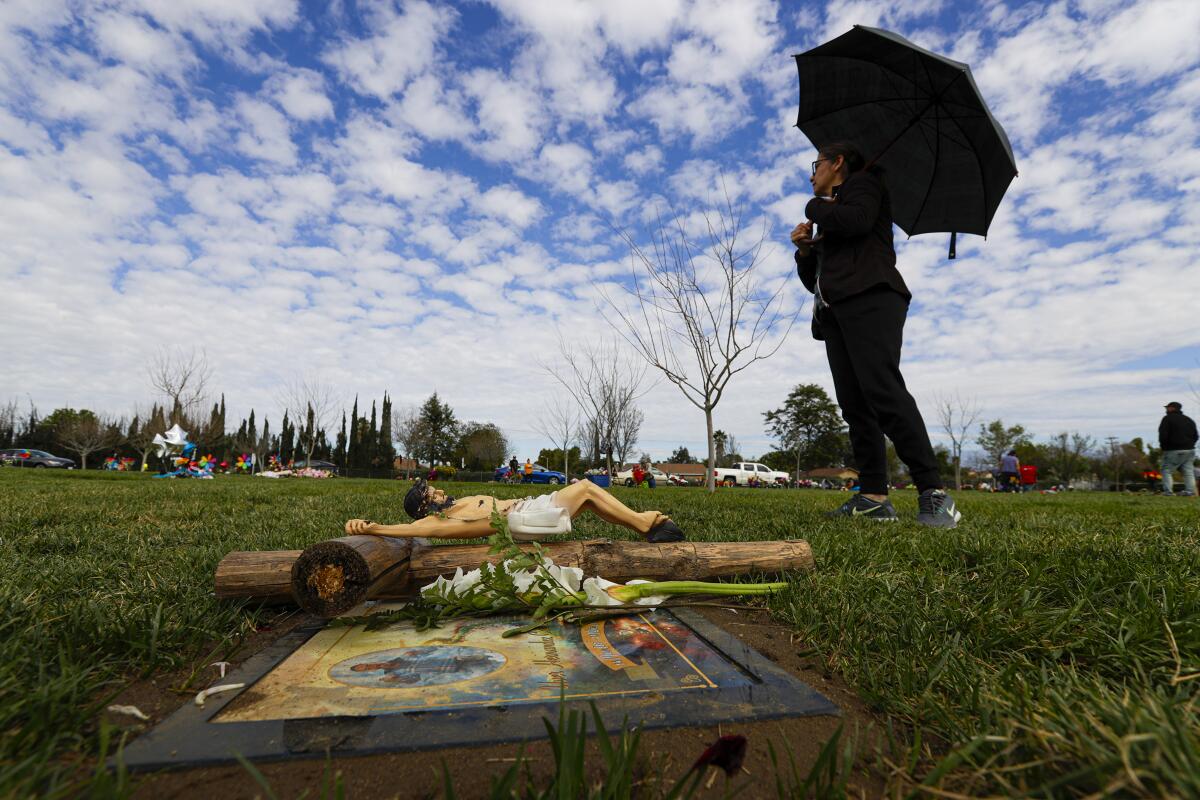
[92,11,199,79]
[233,95,297,165]
[627,82,750,144]
[125,0,300,46]
[471,184,544,229]
[1081,0,1200,85]
[265,68,333,120]
[322,0,455,100]
[461,67,547,162]
[623,145,663,175]
[390,74,472,141]
[665,0,778,88]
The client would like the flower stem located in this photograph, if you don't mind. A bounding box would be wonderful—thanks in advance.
[609,580,788,603]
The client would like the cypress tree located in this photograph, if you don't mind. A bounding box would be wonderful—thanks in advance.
[379,393,395,468]
[367,401,378,467]
[347,396,360,469]
[280,412,293,464]
[335,412,347,467]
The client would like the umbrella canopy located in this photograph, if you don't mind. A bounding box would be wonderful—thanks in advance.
[795,25,1017,242]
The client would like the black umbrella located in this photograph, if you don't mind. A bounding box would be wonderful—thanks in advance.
[794,25,1017,257]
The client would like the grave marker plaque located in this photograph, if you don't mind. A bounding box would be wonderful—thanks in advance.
[121,608,837,770]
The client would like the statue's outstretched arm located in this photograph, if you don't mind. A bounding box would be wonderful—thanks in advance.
[344,516,494,540]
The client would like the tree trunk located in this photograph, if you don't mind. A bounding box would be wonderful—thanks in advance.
[953,455,962,490]
[705,408,716,492]
[216,537,816,616]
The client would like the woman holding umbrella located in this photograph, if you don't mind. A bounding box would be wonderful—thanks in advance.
[791,142,959,527]
[788,25,1017,526]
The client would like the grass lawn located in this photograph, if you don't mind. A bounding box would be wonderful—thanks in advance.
[2,469,1198,797]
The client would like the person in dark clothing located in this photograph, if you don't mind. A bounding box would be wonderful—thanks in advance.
[791,142,959,527]
[1158,401,1197,496]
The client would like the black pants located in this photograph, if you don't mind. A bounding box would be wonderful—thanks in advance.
[820,287,941,495]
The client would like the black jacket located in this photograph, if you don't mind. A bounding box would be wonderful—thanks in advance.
[1159,411,1198,450]
[795,171,911,338]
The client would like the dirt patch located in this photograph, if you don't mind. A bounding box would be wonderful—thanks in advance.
[121,607,887,799]
[101,609,310,734]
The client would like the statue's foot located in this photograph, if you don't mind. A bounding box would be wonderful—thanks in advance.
[647,519,685,543]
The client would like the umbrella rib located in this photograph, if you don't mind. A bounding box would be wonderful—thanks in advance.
[915,116,971,151]
[882,66,917,117]
[911,71,942,231]
[796,95,918,127]
[942,108,994,232]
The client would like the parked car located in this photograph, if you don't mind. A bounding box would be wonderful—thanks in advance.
[292,459,341,476]
[493,463,567,484]
[713,461,789,487]
[0,448,75,468]
[614,464,670,486]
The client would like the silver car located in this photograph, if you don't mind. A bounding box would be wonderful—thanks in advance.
[0,448,76,468]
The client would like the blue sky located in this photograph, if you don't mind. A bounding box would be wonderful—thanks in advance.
[2,0,1199,464]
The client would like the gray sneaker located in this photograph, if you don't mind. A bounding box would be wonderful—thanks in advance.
[825,493,898,521]
[917,489,961,528]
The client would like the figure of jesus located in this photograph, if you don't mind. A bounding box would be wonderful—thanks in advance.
[344,478,685,543]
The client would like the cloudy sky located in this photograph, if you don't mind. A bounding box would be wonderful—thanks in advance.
[3,0,1199,463]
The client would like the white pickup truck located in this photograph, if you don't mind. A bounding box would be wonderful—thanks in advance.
[714,461,790,487]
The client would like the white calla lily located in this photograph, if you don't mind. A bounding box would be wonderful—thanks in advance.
[543,562,583,593]
[417,554,786,617]
[452,567,481,592]
[512,570,537,593]
[582,577,625,606]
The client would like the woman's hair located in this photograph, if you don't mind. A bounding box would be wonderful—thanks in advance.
[818,141,863,171]
[819,141,882,176]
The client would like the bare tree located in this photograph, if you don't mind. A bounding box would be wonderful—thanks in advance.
[542,339,649,476]
[612,405,643,469]
[1046,431,1095,487]
[934,392,982,490]
[392,405,427,475]
[534,396,580,478]
[57,413,117,469]
[147,346,212,423]
[278,376,339,465]
[0,398,19,448]
[601,199,796,491]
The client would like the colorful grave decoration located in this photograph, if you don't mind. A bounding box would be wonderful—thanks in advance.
[151,424,214,479]
[103,456,136,471]
[256,454,333,478]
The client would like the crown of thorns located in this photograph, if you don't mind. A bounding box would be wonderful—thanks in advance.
[403,478,454,520]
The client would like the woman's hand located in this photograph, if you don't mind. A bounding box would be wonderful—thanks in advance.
[790,221,814,253]
[344,518,374,534]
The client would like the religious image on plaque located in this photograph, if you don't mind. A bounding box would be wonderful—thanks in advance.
[218,610,751,722]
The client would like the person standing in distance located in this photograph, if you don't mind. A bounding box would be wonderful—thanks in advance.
[999,450,1020,493]
[1159,401,1197,496]
[791,142,959,527]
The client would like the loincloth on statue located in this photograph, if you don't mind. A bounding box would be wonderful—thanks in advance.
[441,493,569,540]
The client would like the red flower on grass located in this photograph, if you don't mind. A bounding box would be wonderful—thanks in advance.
[692,734,747,776]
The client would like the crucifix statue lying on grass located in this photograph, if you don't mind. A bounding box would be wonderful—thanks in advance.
[344,478,686,543]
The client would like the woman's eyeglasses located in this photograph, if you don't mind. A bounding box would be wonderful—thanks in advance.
[811,159,830,176]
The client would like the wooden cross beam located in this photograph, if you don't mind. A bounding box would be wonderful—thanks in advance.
[215,537,816,617]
